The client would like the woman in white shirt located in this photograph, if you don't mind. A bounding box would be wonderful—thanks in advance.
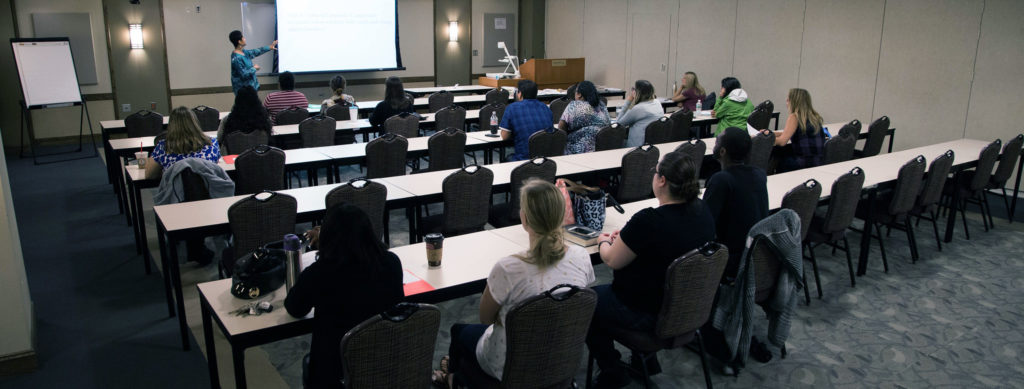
[434,179,595,388]
[617,80,665,147]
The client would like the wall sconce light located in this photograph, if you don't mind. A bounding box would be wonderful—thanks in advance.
[129,24,144,49]
[448,21,458,42]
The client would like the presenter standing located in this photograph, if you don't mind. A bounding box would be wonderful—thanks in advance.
[228,30,277,95]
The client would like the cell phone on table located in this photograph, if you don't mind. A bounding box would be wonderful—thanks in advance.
[566,225,600,238]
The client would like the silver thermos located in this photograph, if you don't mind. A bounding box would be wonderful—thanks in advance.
[284,234,302,292]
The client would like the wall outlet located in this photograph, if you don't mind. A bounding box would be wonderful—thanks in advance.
[122,103,131,113]
[472,50,478,56]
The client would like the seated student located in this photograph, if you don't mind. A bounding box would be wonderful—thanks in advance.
[711,77,754,136]
[216,86,274,154]
[670,71,707,112]
[434,179,595,388]
[369,76,416,128]
[587,151,715,388]
[321,75,355,108]
[703,127,769,280]
[286,202,404,389]
[499,79,553,161]
[558,80,610,154]
[263,71,309,123]
[617,80,664,148]
[767,88,827,173]
[146,106,231,265]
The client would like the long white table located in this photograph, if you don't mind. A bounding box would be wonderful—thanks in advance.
[194,137,1020,389]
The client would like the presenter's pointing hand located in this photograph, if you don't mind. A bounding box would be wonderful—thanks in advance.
[270,40,278,50]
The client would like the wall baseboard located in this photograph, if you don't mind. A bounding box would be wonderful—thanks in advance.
[0,350,37,376]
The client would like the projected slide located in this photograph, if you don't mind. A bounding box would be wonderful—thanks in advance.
[277,0,402,73]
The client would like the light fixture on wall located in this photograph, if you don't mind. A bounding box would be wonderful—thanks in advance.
[448,21,458,42]
[129,24,144,49]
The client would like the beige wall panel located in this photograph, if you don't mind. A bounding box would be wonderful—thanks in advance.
[626,0,678,94]
[15,0,112,95]
[472,0,518,75]
[965,0,1024,145]
[798,0,884,126]
[674,0,737,95]
[733,0,804,127]
[873,0,983,150]
[582,0,628,88]
[163,0,434,90]
[544,0,584,59]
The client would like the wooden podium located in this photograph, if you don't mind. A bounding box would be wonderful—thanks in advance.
[520,58,585,90]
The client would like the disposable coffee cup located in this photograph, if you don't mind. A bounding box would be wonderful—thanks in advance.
[425,233,444,267]
[135,151,148,169]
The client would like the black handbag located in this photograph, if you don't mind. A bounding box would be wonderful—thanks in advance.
[231,243,287,299]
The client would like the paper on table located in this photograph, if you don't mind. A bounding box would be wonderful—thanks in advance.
[403,269,434,296]
[222,155,238,164]
[747,123,760,136]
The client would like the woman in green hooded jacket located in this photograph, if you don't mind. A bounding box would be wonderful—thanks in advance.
[712,77,754,135]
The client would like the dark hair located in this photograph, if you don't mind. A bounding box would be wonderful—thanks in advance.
[565,84,577,100]
[517,79,538,100]
[384,76,409,110]
[229,30,243,47]
[278,71,295,91]
[656,151,700,201]
[224,86,272,135]
[575,80,601,108]
[717,127,752,162]
[318,202,389,271]
[721,77,741,97]
[329,75,347,95]
[633,80,655,103]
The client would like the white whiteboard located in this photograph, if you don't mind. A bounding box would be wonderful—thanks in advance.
[241,2,276,76]
[12,39,82,107]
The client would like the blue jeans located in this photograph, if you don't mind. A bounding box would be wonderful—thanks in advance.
[585,285,656,374]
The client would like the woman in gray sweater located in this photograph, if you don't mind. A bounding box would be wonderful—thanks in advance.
[617,80,665,147]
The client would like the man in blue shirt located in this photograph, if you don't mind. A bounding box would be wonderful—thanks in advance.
[499,80,553,161]
[229,30,277,94]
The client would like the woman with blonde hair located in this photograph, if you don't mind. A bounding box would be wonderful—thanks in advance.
[434,179,595,388]
[767,88,826,172]
[144,106,220,179]
[671,71,707,112]
[617,79,664,148]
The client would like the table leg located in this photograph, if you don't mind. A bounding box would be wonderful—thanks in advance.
[126,170,142,255]
[856,188,876,276]
[201,297,221,389]
[132,181,151,274]
[887,129,895,153]
[1011,151,1022,223]
[232,346,248,389]
[157,222,175,318]
[408,205,418,244]
[168,236,191,351]
[944,169,963,243]
[119,158,132,224]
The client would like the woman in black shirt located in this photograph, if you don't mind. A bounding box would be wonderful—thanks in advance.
[369,76,416,128]
[587,151,716,388]
[285,202,404,389]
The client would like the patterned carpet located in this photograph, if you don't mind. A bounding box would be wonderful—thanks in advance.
[259,189,1024,388]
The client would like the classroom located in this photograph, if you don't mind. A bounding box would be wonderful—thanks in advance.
[1,0,1023,388]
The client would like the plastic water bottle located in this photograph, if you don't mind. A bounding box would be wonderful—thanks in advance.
[695,99,702,113]
[348,104,358,121]
[283,234,302,292]
[490,111,498,133]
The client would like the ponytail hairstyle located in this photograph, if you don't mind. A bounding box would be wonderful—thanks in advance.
[517,179,568,268]
[787,88,823,134]
[575,80,601,109]
[655,151,700,202]
[627,79,655,110]
[329,75,347,97]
